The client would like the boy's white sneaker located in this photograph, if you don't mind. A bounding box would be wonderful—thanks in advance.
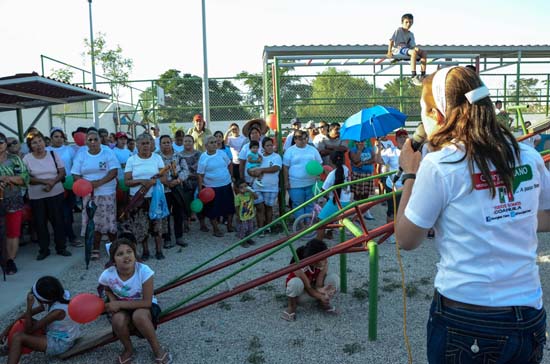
[411,75,424,86]
[254,179,264,187]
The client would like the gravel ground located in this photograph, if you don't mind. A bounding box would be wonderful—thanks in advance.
[3,203,550,364]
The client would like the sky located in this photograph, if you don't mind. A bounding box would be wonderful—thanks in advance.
[1,0,549,82]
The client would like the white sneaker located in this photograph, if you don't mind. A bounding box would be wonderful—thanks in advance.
[411,75,422,86]
[364,210,375,220]
[254,179,264,187]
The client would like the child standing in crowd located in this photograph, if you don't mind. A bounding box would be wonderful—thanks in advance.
[1,276,80,363]
[246,140,263,187]
[387,13,427,85]
[98,238,172,364]
[234,179,258,247]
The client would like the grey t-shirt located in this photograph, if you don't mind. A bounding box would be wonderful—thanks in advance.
[390,27,416,49]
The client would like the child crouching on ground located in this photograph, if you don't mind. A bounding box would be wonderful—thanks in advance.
[0,276,80,364]
[234,179,258,247]
[98,237,172,364]
[281,239,339,321]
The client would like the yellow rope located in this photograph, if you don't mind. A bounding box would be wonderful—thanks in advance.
[392,185,413,364]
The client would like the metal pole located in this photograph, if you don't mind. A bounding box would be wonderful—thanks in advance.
[368,240,379,341]
[201,0,210,124]
[88,0,99,128]
[339,227,347,294]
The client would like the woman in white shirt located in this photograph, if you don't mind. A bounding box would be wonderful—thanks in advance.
[224,123,246,179]
[197,136,235,237]
[71,130,120,261]
[283,130,323,218]
[395,66,550,363]
[122,133,167,261]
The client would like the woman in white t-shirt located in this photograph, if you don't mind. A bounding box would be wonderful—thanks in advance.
[283,130,323,218]
[197,136,235,237]
[122,133,167,261]
[71,130,120,261]
[395,66,550,363]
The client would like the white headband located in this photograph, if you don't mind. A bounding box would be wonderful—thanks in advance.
[431,66,491,117]
[32,282,70,303]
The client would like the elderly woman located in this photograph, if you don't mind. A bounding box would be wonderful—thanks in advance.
[123,133,167,260]
[0,132,29,274]
[283,129,323,218]
[23,131,70,260]
[186,114,212,152]
[48,127,81,248]
[197,136,235,237]
[182,134,207,232]
[157,135,189,248]
[71,130,120,261]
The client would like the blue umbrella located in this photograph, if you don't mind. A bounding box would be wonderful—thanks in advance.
[340,106,407,141]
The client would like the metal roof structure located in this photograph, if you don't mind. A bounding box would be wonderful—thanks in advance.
[263,44,550,61]
[0,72,109,113]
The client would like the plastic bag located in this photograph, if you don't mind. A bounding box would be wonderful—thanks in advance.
[149,179,170,220]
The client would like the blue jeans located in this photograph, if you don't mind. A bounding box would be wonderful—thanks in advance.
[288,186,314,219]
[427,291,546,363]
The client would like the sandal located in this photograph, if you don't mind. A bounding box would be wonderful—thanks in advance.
[90,250,100,261]
[117,354,134,364]
[280,310,296,321]
[322,305,339,315]
[154,351,173,364]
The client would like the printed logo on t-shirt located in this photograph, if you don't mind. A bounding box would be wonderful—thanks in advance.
[99,161,107,170]
[476,165,538,224]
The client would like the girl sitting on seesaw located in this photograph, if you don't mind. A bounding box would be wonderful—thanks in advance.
[0,276,80,364]
[281,239,339,321]
[99,237,172,364]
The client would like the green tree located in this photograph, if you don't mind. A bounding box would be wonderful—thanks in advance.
[508,78,540,104]
[49,68,74,83]
[296,67,378,122]
[382,78,422,116]
[84,32,134,128]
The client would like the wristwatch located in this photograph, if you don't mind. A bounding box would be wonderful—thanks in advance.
[401,173,416,184]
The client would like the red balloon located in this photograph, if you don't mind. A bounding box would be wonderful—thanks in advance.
[73,132,86,146]
[323,165,334,174]
[21,204,32,222]
[68,293,105,324]
[72,179,93,197]
[198,187,215,203]
[8,319,45,354]
[266,113,278,131]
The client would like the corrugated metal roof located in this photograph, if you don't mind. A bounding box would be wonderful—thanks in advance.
[263,44,550,60]
[0,72,110,112]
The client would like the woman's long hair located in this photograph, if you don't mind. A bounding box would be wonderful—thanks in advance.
[330,151,345,200]
[423,67,520,198]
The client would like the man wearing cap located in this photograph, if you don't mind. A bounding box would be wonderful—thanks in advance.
[150,125,161,151]
[305,120,318,143]
[312,120,329,149]
[283,118,301,152]
[318,122,348,165]
[187,114,212,152]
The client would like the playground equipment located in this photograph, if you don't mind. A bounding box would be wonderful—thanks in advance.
[59,107,550,359]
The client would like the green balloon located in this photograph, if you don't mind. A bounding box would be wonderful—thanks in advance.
[190,199,204,213]
[63,175,74,190]
[305,160,323,176]
[118,178,129,192]
[312,181,323,195]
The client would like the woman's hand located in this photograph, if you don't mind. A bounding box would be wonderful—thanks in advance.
[398,139,422,174]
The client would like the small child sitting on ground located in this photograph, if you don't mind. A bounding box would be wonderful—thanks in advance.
[281,239,339,321]
[234,179,258,247]
[246,140,263,187]
[98,237,172,364]
[0,276,80,363]
[387,13,428,85]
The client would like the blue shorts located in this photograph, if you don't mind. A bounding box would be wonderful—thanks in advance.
[254,191,278,207]
[46,336,75,356]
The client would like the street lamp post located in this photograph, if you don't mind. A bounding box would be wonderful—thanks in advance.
[201,0,210,124]
[88,0,99,128]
